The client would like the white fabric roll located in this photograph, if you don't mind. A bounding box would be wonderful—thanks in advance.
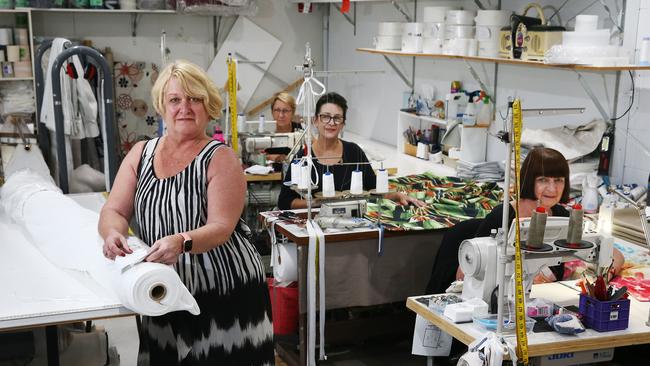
[0,170,200,316]
[403,22,424,36]
[423,6,456,22]
[446,10,476,25]
[475,10,511,26]
[377,22,404,36]
[376,169,389,193]
[402,35,423,53]
[272,242,298,283]
[423,22,446,39]
[322,172,335,197]
[350,170,363,195]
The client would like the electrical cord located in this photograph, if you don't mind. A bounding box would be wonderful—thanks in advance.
[612,70,635,121]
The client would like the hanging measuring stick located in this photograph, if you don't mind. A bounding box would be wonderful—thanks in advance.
[227,55,238,152]
[512,99,530,365]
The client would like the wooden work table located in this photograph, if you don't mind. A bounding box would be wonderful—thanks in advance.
[407,281,650,358]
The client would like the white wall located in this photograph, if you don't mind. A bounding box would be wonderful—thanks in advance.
[31,0,324,117]
[327,0,643,185]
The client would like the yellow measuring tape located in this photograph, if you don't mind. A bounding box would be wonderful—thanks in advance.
[512,99,529,365]
[227,57,238,152]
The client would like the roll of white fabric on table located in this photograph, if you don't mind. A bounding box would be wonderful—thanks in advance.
[0,170,200,316]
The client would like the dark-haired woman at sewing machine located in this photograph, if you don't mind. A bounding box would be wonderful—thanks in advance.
[427,147,624,294]
[277,92,424,210]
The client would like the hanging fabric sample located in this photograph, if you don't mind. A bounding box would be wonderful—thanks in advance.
[114,61,160,156]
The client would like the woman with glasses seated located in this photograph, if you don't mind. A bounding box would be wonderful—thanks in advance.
[272,92,302,133]
[278,92,424,210]
[427,147,623,295]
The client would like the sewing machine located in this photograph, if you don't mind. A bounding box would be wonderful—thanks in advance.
[241,132,300,165]
[459,216,614,304]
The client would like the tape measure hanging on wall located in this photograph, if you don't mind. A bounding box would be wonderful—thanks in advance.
[227,56,238,152]
[512,99,529,365]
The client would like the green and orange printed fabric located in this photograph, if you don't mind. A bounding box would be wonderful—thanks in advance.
[365,172,503,231]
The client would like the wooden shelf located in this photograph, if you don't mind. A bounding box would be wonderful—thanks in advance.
[398,111,447,127]
[28,8,177,14]
[357,48,650,72]
[0,77,34,81]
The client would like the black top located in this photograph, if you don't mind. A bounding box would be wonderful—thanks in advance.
[291,122,303,132]
[475,203,570,280]
[277,139,376,210]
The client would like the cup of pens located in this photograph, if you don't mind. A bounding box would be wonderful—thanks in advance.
[578,272,630,332]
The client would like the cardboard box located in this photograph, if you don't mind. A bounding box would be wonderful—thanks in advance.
[404,142,417,157]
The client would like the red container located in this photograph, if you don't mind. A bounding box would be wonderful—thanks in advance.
[579,293,630,332]
[267,278,299,335]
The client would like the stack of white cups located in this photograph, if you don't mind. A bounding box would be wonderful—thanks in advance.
[475,10,511,57]
[375,22,404,51]
[421,6,456,54]
[443,9,477,56]
[401,22,424,53]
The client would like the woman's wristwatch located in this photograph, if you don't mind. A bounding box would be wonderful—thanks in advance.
[179,232,193,253]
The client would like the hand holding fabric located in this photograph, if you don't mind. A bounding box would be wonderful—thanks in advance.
[146,234,183,265]
[103,229,132,260]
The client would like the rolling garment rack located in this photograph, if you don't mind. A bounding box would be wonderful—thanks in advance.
[35,41,118,194]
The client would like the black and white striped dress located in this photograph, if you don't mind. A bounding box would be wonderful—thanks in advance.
[134,138,274,365]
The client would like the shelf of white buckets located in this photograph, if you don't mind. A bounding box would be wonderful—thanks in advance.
[373,7,510,58]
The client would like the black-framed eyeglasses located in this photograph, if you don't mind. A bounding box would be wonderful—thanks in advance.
[318,113,345,125]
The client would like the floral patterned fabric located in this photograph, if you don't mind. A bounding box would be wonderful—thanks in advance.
[114,62,160,156]
[365,173,503,231]
[565,242,650,302]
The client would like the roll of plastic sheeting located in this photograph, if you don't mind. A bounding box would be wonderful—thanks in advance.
[475,10,511,26]
[402,35,423,53]
[374,35,402,50]
[0,170,200,316]
[423,6,456,22]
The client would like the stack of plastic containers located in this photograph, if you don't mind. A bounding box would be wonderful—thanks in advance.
[443,9,476,56]
[374,22,404,51]
[474,10,511,57]
[421,6,455,54]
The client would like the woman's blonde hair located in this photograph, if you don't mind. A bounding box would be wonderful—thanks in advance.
[271,92,296,113]
[151,60,222,119]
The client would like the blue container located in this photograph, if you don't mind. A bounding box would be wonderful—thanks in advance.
[579,293,630,332]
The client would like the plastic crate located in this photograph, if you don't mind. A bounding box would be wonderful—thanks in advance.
[579,293,630,332]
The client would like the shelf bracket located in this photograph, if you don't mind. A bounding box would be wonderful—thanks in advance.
[464,60,491,98]
[391,0,412,22]
[232,51,291,88]
[333,3,356,35]
[130,14,141,37]
[576,71,611,123]
[382,55,413,90]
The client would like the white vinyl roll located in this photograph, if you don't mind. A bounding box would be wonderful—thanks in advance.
[445,25,475,40]
[475,10,511,26]
[422,22,446,39]
[402,35,423,53]
[377,22,404,36]
[374,35,402,50]
[402,22,424,36]
[446,10,476,25]
[0,170,200,316]
[423,6,456,22]
[422,38,444,54]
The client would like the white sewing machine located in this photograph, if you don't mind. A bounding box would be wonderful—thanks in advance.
[459,216,614,303]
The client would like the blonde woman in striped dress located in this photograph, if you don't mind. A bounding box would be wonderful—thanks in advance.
[99,60,274,365]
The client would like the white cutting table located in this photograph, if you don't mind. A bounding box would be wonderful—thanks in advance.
[0,193,133,365]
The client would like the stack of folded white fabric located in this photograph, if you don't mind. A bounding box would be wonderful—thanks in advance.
[457,160,504,182]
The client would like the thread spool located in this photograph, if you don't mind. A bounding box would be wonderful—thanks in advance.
[258,114,265,133]
[14,28,28,45]
[376,169,389,193]
[0,29,12,46]
[290,160,300,185]
[526,207,547,249]
[350,170,363,195]
[298,164,310,190]
[566,203,584,244]
[18,45,29,61]
[237,113,246,133]
[6,45,19,62]
[322,172,335,197]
